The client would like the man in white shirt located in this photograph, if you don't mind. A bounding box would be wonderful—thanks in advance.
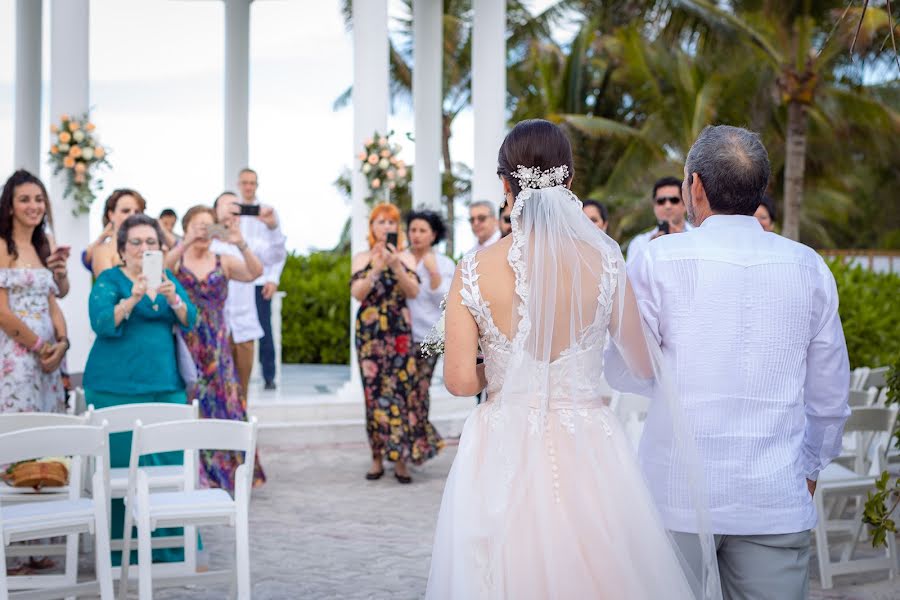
[610,125,850,598]
[212,186,287,397]
[625,176,692,265]
[466,200,501,254]
[237,169,287,390]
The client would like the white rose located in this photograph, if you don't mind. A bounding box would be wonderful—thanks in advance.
[58,143,70,153]
[82,147,94,160]
[378,158,390,169]
[362,163,372,174]
[73,130,85,143]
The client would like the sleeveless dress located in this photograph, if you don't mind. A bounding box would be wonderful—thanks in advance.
[352,262,442,464]
[0,268,65,413]
[425,253,695,599]
[177,259,266,490]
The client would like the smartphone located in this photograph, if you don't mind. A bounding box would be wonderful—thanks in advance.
[207,223,229,239]
[143,250,163,291]
[237,204,261,216]
[657,220,670,235]
[386,232,398,249]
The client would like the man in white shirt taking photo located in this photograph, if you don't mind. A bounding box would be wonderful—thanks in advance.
[212,180,287,397]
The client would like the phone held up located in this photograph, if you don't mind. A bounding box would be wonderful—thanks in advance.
[142,250,163,291]
[386,232,398,249]
[657,220,670,235]
[236,204,261,217]
[206,223,229,240]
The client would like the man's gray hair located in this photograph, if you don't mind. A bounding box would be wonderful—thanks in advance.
[469,199,497,213]
[685,125,770,216]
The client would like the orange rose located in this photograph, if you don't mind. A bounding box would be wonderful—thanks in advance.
[63,156,75,168]
[50,145,59,154]
[59,131,71,143]
[371,178,381,189]
[85,122,96,132]
[94,146,105,159]
[68,120,80,132]
[74,162,87,174]
[50,124,59,134]
[60,113,70,121]
[70,145,82,158]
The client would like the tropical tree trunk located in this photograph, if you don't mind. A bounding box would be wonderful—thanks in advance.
[442,113,456,257]
[782,100,808,241]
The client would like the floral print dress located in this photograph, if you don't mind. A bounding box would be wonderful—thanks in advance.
[0,268,65,413]
[352,263,442,464]
[176,259,266,490]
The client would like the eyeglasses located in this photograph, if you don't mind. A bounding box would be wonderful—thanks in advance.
[127,238,160,248]
[655,196,681,206]
[469,215,490,224]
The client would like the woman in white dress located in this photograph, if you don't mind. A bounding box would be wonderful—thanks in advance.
[426,120,719,599]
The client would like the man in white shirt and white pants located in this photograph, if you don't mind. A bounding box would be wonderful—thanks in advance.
[213,187,287,398]
[616,125,850,598]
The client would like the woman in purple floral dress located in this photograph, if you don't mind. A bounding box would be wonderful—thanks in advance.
[168,206,266,490]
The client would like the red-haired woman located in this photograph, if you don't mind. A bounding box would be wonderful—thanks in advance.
[350,202,426,484]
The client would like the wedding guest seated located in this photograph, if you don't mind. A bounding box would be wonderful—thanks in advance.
[83,188,146,277]
[83,213,197,566]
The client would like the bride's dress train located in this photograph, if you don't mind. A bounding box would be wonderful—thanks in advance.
[426,253,696,599]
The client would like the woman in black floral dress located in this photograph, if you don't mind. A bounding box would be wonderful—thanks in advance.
[351,203,437,483]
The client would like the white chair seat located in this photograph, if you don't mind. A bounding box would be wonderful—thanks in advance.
[133,489,235,526]
[1,498,95,539]
[818,463,868,484]
[109,465,184,493]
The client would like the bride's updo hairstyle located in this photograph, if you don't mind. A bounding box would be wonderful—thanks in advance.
[497,119,574,198]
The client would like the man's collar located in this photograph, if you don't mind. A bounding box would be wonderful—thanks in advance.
[698,214,762,230]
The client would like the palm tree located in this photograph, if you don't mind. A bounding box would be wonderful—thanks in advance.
[674,0,900,240]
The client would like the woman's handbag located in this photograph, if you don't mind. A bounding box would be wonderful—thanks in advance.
[173,326,199,387]
[4,459,69,490]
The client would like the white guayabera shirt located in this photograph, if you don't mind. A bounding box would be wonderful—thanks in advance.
[618,214,850,535]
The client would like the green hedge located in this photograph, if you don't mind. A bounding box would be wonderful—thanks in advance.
[828,259,900,369]
[280,252,351,365]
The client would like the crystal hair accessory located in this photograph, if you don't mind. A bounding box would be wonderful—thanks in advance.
[510,164,570,190]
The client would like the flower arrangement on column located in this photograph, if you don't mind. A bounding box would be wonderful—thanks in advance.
[357,131,408,205]
[48,113,111,215]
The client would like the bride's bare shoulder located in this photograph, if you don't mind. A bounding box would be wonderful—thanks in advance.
[472,236,512,270]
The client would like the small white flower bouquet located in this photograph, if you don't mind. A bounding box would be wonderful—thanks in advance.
[421,297,447,357]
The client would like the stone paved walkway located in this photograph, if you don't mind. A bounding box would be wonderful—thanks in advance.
[144,441,899,599]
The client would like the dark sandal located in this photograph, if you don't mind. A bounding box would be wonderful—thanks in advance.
[394,472,412,484]
[365,469,385,480]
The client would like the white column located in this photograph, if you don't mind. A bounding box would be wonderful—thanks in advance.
[15,0,43,174]
[339,0,388,402]
[224,0,250,189]
[412,0,442,210]
[50,0,91,373]
[472,0,506,204]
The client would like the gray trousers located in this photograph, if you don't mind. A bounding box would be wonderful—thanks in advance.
[672,531,811,600]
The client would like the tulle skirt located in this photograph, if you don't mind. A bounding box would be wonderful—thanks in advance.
[426,397,696,599]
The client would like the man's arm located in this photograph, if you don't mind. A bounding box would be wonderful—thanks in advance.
[800,264,851,482]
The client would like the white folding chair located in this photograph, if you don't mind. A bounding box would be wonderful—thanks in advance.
[610,392,651,450]
[0,424,114,600]
[863,366,890,391]
[118,417,258,600]
[66,388,87,417]
[850,367,870,391]
[813,406,899,589]
[0,412,92,595]
[87,401,200,579]
[848,388,878,408]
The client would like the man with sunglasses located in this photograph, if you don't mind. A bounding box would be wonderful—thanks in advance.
[625,176,692,265]
[466,200,501,254]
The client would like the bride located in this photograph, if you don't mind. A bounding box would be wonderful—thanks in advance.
[426,120,718,599]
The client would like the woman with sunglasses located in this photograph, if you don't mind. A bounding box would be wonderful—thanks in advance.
[625,176,692,265]
[83,213,197,567]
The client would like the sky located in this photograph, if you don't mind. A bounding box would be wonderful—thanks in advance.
[1,0,558,254]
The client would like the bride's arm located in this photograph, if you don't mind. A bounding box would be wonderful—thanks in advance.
[443,266,485,396]
[604,257,657,393]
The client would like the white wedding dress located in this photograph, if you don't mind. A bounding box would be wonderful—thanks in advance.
[426,181,714,599]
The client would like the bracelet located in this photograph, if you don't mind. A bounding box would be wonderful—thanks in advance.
[31,337,45,352]
[58,337,70,351]
[237,241,249,252]
[118,300,132,320]
[168,296,184,310]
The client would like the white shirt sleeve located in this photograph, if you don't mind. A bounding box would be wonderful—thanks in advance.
[800,261,851,480]
[421,255,455,300]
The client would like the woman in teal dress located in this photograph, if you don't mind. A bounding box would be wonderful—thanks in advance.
[168,205,266,490]
[84,214,197,565]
